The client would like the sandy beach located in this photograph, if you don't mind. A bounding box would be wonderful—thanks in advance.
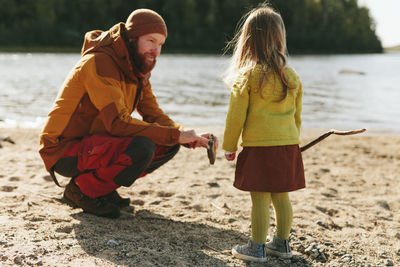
[0,127,399,267]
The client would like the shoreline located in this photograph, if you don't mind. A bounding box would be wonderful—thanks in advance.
[1,124,400,136]
[0,127,399,266]
[1,48,395,54]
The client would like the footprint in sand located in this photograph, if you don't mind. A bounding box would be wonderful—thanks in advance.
[1,186,17,192]
[180,200,190,205]
[157,191,174,198]
[321,193,335,198]
[207,182,219,188]
[8,176,20,182]
[316,206,339,216]
[191,204,204,212]
[55,226,73,234]
[350,180,366,187]
[139,190,154,195]
[42,175,53,182]
[24,222,38,230]
[131,199,145,206]
[50,218,72,224]
[328,188,338,194]
[376,200,390,211]
[23,214,46,222]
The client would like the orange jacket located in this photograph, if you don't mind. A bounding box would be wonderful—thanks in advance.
[39,23,181,171]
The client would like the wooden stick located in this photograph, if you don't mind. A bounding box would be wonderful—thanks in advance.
[1,136,15,144]
[0,136,15,148]
[300,128,366,152]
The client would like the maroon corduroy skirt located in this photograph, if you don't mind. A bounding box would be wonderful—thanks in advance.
[234,145,305,192]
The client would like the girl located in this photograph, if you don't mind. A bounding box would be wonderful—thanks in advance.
[222,4,305,263]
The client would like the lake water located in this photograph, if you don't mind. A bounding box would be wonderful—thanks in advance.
[0,52,399,133]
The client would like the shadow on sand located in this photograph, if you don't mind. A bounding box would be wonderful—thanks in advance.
[70,208,311,266]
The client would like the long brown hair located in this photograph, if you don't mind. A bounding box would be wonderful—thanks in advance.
[224,3,291,98]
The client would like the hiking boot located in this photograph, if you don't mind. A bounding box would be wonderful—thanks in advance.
[102,190,130,207]
[232,239,267,262]
[63,179,120,218]
[265,235,292,259]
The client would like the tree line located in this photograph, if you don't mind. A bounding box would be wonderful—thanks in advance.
[0,0,382,53]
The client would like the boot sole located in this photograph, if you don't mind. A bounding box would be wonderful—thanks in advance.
[62,194,78,208]
[115,199,130,208]
[63,194,120,219]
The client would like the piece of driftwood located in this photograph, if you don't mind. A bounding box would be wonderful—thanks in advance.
[338,69,366,75]
[300,128,366,152]
[0,136,16,148]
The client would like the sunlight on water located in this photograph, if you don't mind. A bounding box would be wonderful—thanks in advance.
[0,52,399,133]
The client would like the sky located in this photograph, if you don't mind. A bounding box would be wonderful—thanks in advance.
[358,0,400,47]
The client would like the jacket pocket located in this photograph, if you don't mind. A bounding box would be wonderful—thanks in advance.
[78,141,114,171]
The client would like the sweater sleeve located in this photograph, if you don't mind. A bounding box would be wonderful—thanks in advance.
[138,83,182,130]
[222,74,250,152]
[80,55,180,145]
[284,67,303,135]
[295,82,303,134]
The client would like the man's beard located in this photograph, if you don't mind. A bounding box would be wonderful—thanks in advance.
[127,39,157,74]
[133,51,157,74]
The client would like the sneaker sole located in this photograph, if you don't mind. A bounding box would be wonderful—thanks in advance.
[231,248,267,262]
[265,247,292,259]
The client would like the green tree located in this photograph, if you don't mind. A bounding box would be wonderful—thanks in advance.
[0,0,382,53]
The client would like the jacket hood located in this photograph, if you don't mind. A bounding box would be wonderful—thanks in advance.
[81,23,142,82]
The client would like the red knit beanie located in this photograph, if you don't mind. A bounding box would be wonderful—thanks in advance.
[125,9,167,38]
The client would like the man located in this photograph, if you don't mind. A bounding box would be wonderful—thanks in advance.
[39,9,215,218]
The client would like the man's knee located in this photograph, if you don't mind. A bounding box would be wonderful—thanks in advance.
[144,144,180,174]
[113,136,156,187]
[161,144,180,164]
[53,156,80,177]
[124,136,156,162]
[169,144,180,156]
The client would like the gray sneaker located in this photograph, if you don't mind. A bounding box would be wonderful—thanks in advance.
[265,235,292,258]
[232,239,267,262]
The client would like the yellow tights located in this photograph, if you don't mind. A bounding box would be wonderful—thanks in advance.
[250,191,293,244]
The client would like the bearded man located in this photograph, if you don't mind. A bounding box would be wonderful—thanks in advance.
[39,9,214,218]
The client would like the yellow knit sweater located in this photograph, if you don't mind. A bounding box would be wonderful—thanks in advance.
[222,64,303,152]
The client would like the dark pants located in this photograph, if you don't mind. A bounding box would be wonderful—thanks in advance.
[53,134,180,198]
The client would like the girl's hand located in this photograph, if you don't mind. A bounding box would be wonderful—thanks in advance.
[225,151,236,161]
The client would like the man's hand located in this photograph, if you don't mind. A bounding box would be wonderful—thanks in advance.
[199,133,219,150]
[179,129,209,148]
[225,151,236,161]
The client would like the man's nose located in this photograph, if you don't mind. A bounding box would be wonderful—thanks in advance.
[152,46,161,56]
